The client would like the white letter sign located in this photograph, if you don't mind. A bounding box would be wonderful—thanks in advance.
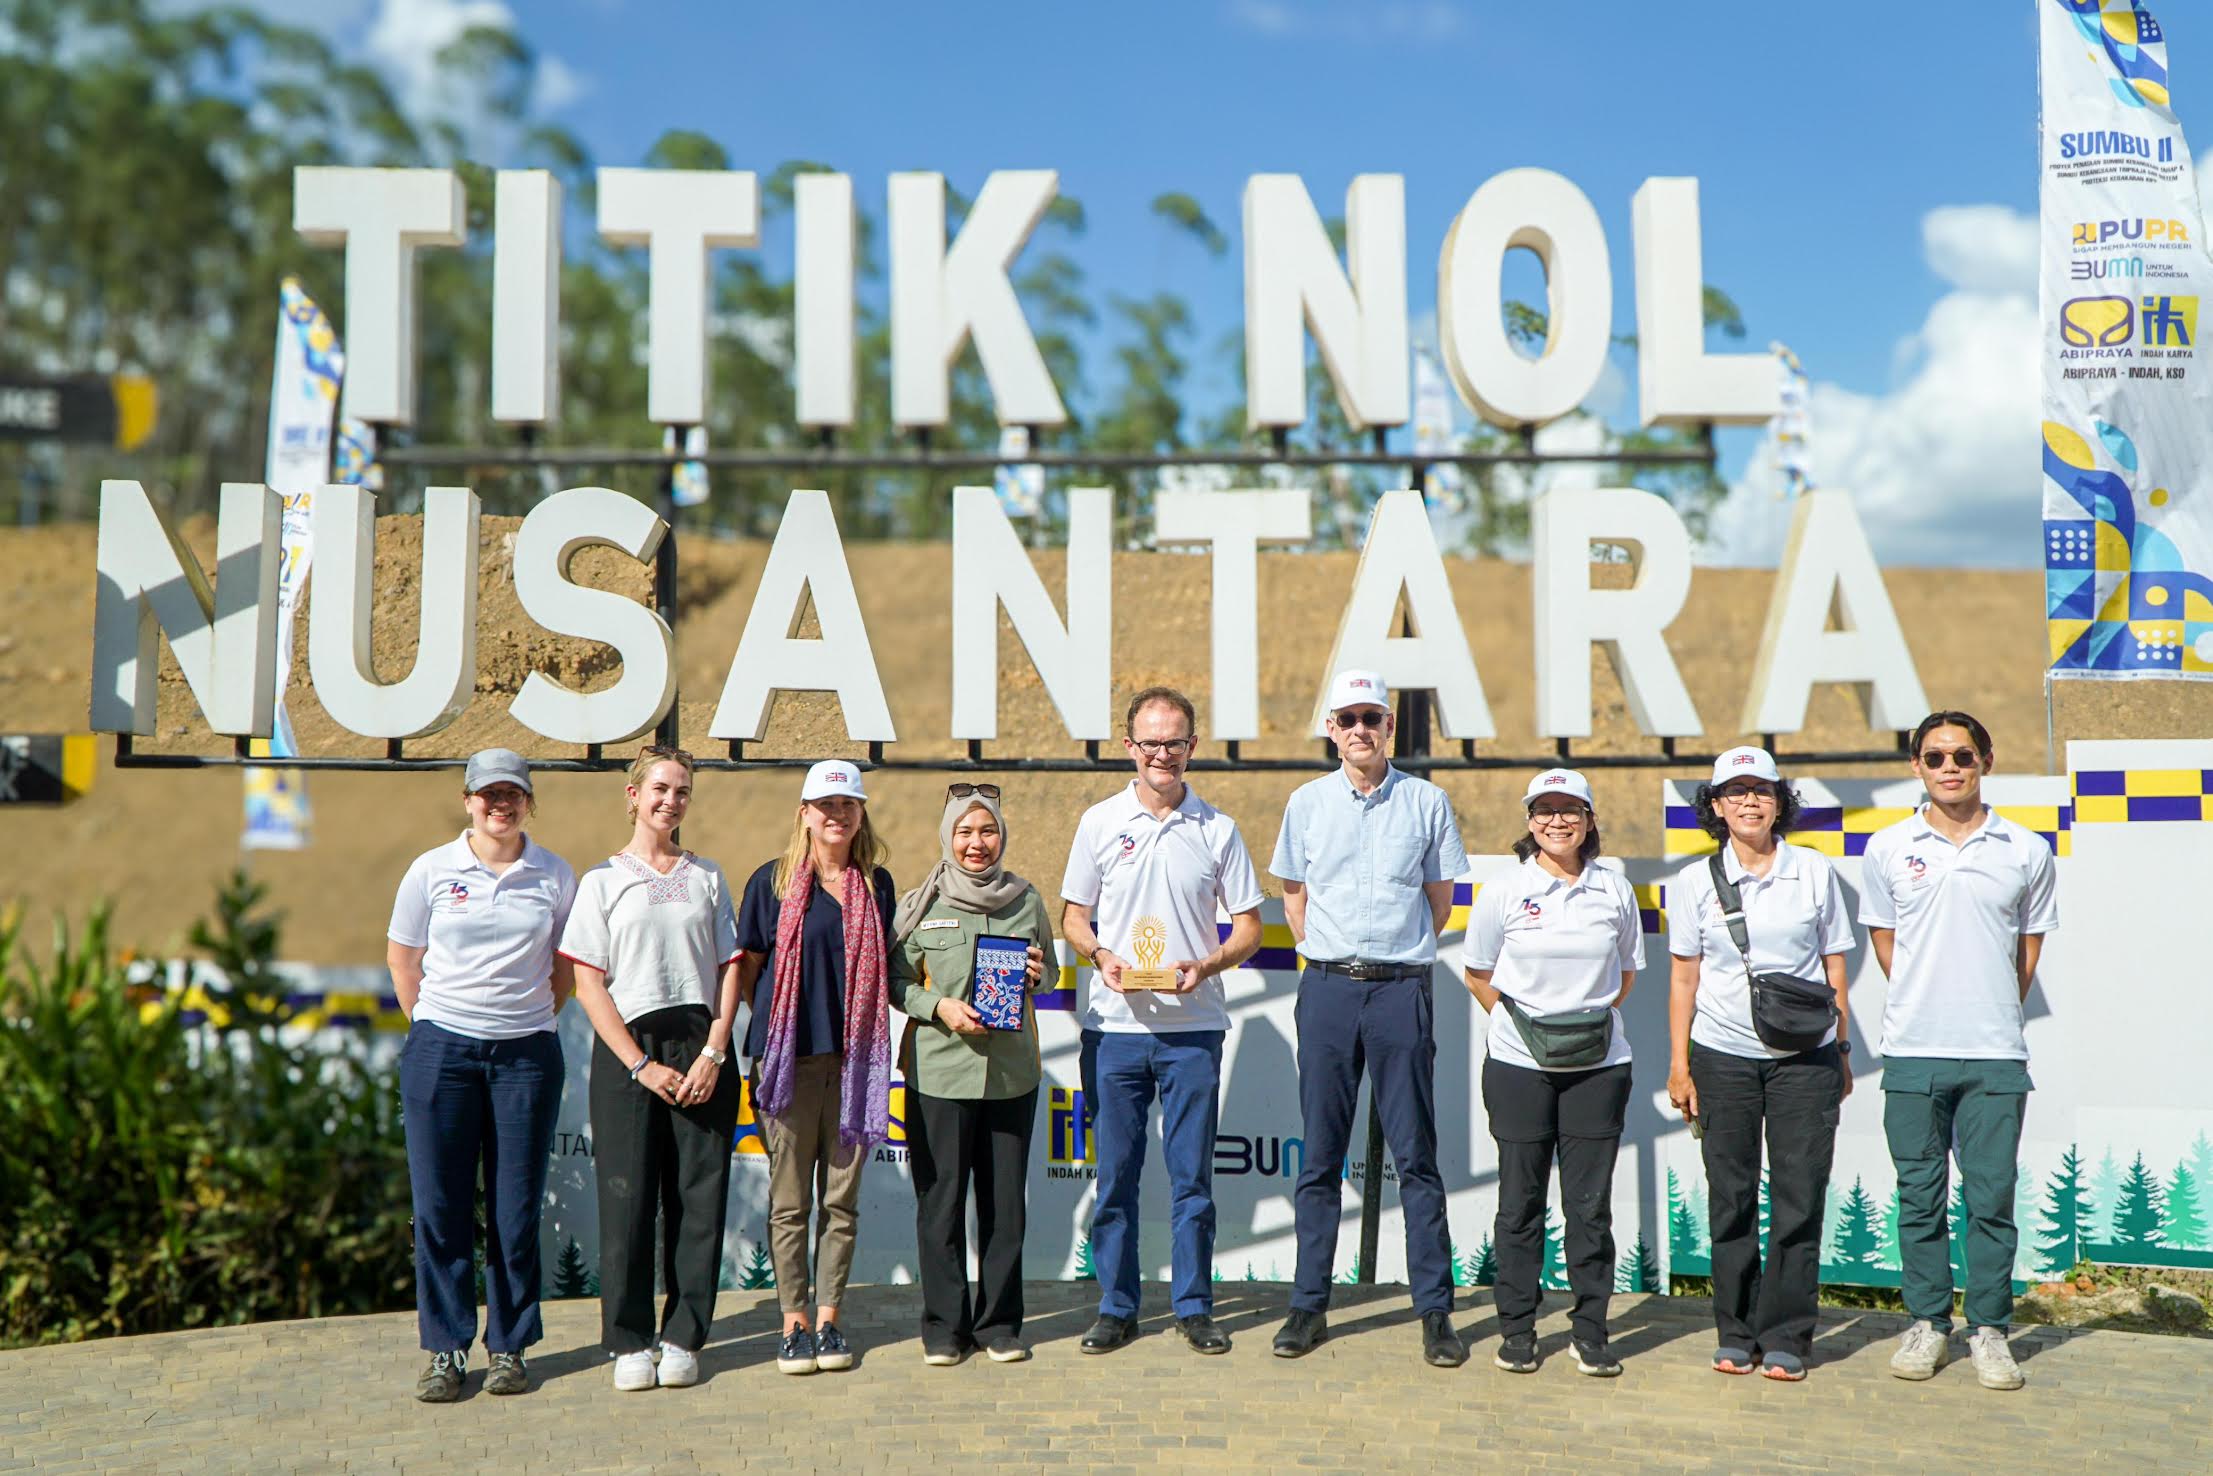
[308,485,480,739]
[1242,173,1408,431]
[598,167,760,426]
[1532,487,1701,738]
[1153,489,1313,739]
[1439,168,1611,429]
[1314,490,1492,739]
[509,487,675,744]
[492,170,563,425]
[293,167,465,425]
[1631,178,1778,427]
[951,486,1112,741]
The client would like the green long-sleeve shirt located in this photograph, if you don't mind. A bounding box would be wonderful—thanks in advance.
[889,885,1055,1100]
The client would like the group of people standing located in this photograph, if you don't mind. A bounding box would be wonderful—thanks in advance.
[386,683,2055,1399]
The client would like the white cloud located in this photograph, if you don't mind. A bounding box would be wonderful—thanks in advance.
[358,0,586,127]
[1708,203,2042,569]
[1227,0,1464,42]
[531,53,588,113]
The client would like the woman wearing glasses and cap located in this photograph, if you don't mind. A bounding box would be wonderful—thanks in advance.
[735,760,898,1376]
[888,783,1054,1366]
[1463,768,1642,1378]
[388,748,577,1402]
[1665,746,1854,1383]
[559,746,744,1393]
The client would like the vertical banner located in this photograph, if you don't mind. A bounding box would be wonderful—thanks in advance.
[1769,341,1813,498]
[243,278,345,851]
[2040,0,2213,677]
[993,425,1044,519]
[664,424,710,508]
[1412,346,1464,512]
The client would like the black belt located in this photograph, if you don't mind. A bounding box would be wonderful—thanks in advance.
[1311,959,1428,982]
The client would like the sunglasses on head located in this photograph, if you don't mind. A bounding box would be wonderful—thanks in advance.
[1332,709,1387,730]
[1919,748,1981,771]
[947,782,1002,800]
[641,743,695,764]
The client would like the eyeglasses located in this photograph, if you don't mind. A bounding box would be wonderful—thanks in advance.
[1332,709,1387,730]
[1717,787,1776,805]
[1130,738,1194,757]
[641,743,695,764]
[1529,809,1587,826]
[1919,748,1981,771]
[947,782,1002,800]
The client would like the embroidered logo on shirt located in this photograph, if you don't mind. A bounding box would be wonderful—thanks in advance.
[1904,855,1929,885]
[1115,831,1138,860]
[442,881,470,907]
[613,851,693,904]
[918,918,962,931]
[1519,898,1544,919]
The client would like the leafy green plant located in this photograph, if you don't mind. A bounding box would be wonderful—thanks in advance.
[0,875,412,1347]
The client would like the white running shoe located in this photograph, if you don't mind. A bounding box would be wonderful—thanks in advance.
[1888,1320,1951,1381]
[655,1341,700,1387]
[612,1350,657,1392]
[1968,1327,2024,1390]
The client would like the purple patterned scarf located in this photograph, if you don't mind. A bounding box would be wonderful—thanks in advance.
[755,860,890,1151]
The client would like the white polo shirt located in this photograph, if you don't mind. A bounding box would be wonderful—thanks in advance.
[557,853,742,1024]
[388,832,577,1039]
[1667,842,1853,1059]
[1858,807,2059,1061]
[1061,781,1265,1035]
[1464,857,1643,1072]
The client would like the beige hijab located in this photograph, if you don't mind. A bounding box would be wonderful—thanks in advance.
[891,792,1030,943]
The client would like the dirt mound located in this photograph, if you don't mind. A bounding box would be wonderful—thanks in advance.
[4,513,2209,962]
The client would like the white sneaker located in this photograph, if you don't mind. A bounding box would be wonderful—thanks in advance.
[1888,1320,1951,1381]
[612,1350,657,1392]
[1968,1327,2024,1390]
[655,1341,700,1388]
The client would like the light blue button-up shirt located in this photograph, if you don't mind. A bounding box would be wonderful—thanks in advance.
[1270,766,1468,965]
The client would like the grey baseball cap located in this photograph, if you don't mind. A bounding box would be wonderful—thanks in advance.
[464,748,533,795]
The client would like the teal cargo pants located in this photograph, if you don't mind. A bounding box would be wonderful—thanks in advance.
[1881,1056,2031,1332]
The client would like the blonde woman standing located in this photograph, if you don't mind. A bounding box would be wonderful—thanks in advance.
[559,747,743,1393]
[735,760,897,1376]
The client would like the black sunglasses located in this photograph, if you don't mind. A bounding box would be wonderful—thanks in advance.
[1332,709,1387,730]
[946,782,1002,800]
[641,743,695,764]
[1919,748,1981,771]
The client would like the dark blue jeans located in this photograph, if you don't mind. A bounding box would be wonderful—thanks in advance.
[400,1021,564,1354]
[1089,1029,1225,1320]
[1291,966,1453,1315]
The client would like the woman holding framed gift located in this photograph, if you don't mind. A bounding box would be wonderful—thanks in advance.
[1462,768,1642,1379]
[889,784,1055,1367]
[735,760,898,1376]
[1666,746,1854,1383]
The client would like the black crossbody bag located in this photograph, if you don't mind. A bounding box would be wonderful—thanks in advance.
[1499,994,1614,1071]
[1707,853,1838,1054]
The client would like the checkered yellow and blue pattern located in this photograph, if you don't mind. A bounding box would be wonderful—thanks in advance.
[1662,801,2073,859]
[2071,767,2213,824]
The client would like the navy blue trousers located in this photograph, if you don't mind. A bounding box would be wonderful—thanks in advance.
[1089,1029,1225,1319]
[1291,967,1454,1315]
[399,1020,564,1354]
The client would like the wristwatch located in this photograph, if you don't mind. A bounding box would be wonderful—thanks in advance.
[700,1043,728,1066]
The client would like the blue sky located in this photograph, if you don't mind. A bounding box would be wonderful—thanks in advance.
[285,0,2213,567]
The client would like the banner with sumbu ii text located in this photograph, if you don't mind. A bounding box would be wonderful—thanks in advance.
[2040,0,2213,677]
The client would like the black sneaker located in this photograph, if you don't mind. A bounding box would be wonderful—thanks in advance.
[1422,1311,1468,1368]
[814,1322,853,1372]
[1079,1314,1138,1354]
[921,1333,965,1367]
[1273,1309,1328,1358]
[1175,1314,1230,1355]
[776,1325,819,1375]
[1573,1338,1622,1377]
[415,1349,466,1403]
[482,1351,528,1395]
[982,1333,1030,1363]
[1493,1332,1539,1373]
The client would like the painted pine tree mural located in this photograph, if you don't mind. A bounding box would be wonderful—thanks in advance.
[1466,1235,1497,1287]
[1074,1233,1097,1281]
[1758,1169,1771,1251]
[1449,1240,1467,1288]
[2088,1148,2124,1244]
[1541,1208,1567,1291]
[1614,1233,1659,1293]
[2161,1161,2206,1250]
[551,1236,594,1299]
[2112,1152,2166,1257]
[1882,1189,1903,1270]
[2190,1132,2213,1204]
[2036,1145,2090,1275]
[1831,1177,1884,1271]
[1666,1169,1706,1260]
[1948,1180,1971,1282]
[738,1240,776,1290]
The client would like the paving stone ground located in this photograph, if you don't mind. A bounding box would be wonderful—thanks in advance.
[6,1283,2208,1474]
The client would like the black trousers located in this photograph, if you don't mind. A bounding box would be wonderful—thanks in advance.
[1483,1056,1631,1344]
[589,1005,741,1354]
[907,1088,1038,1345]
[1689,1041,1843,1359]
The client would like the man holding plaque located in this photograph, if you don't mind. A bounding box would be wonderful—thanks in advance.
[1270,670,1470,1368]
[1061,686,1264,1356]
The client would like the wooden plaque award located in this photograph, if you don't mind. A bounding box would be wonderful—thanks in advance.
[1119,915,1178,991]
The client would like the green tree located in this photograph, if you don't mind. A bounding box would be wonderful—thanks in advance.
[1465,1235,1496,1287]
[1074,1233,1096,1281]
[2162,1161,2206,1250]
[1615,1234,1659,1293]
[2087,1149,2124,1244]
[2036,1145,2090,1275]
[2113,1153,2164,1256]
[1448,1239,1467,1288]
[1832,1177,1884,1269]
[550,1237,592,1299]
[1882,1189,1903,1270]
[1541,1208,1567,1291]
[1666,1168,1703,1258]
[737,1241,775,1290]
